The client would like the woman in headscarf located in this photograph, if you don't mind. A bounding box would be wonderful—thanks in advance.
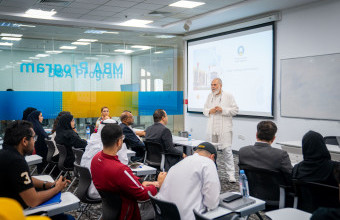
[292,130,340,186]
[55,114,87,168]
[27,110,48,173]
[80,118,128,199]
[22,107,37,120]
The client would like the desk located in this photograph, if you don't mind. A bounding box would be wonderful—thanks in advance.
[24,192,80,216]
[277,141,340,161]
[265,208,311,220]
[172,136,221,155]
[25,155,43,166]
[131,164,157,176]
[127,149,136,158]
[32,175,54,182]
[203,192,265,219]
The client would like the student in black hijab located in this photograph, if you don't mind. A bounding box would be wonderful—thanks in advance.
[27,110,49,173]
[292,130,340,186]
[22,107,37,120]
[55,114,87,168]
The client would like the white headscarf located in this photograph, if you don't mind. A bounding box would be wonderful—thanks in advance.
[80,119,129,199]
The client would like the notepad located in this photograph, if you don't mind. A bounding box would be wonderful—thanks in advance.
[30,192,62,209]
[219,192,255,211]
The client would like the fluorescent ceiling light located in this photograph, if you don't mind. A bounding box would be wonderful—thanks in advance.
[85,57,99,60]
[25,9,57,19]
[131,45,152,50]
[36,54,50,57]
[22,60,32,62]
[104,31,119,34]
[29,57,40,59]
[60,46,77,50]
[0,42,13,46]
[1,37,21,41]
[0,33,23,37]
[114,49,133,54]
[72,42,90,45]
[155,35,176,39]
[169,0,205,8]
[17,24,36,28]
[96,55,110,58]
[154,51,163,54]
[84,30,107,34]
[45,50,63,54]
[119,19,153,27]
[77,39,97,42]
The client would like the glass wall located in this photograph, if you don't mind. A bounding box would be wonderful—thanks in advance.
[0,21,183,136]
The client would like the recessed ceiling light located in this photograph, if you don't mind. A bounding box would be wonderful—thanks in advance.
[0,42,13,46]
[154,51,163,54]
[96,55,110,58]
[77,39,98,42]
[17,24,36,28]
[22,60,32,62]
[36,54,50,57]
[114,49,134,54]
[119,19,153,27]
[29,57,40,59]
[45,50,63,54]
[85,57,99,60]
[104,31,119,34]
[25,9,57,19]
[72,42,90,45]
[1,37,21,41]
[60,46,77,50]
[131,45,152,50]
[84,30,107,34]
[0,33,23,37]
[155,35,176,39]
[169,0,205,8]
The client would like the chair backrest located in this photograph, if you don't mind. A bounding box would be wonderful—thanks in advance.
[193,209,210,220]
[73,163,94,203]
[324,136,339,145]
[148,191,181,220]
[144,141,165,169]
[238,164,288,207]
[56,144,68,170]
[44,139,56,163]
[98,190,122,220]
[72,147,84,165]
[292,179,340,213]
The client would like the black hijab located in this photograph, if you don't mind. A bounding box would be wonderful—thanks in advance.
[56,114,74,132]
[27,110,47,138]
[22,107,37,120]
[293,130,335,183]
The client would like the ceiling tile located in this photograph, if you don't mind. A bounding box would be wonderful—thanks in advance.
[60,7,91,14]
[120,8,152,15]
[157,6,187,13]
[67,2,100,10]
[57,12,83,19]
[0,0,35,7]
[144,0,177,4]
[132,3,166,10]
[87,10,117,17]
[0,6,26,13]
[105,0,138,8]
[75,0,110,4]
[79,14,108,21]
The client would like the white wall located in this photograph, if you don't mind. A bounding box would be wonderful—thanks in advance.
[185,0,340,150]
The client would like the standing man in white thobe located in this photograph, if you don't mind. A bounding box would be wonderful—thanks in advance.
[203,78,239,182]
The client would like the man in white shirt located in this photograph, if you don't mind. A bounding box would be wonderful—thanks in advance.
[157,142,220,220]
[204,78,239,182]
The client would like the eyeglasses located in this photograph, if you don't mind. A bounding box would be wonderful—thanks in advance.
[28,135,38,141]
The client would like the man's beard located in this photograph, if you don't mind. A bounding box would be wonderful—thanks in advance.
[24,147,33,156]
[212,89,220,96]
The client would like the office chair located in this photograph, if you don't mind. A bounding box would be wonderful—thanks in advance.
[148,191,181,220]
[144,141,165,171]
[72,147,84,165]
[238,164,292,210]
[324,136,339,145]
[292,179,340,213]
[56,144,76,191]
[98,190,122,220]
[42,139,59,176]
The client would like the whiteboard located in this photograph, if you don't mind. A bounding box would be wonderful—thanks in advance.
[280,53,340,120]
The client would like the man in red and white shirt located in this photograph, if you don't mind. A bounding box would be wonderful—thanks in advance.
[91,123,166,220]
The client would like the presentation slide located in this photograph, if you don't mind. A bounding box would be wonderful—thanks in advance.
[187,24,274,117]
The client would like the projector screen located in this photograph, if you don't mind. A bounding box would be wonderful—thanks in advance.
[187,23,274,117]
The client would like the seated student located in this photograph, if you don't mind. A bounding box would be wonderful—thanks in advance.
[55,114,87,168]
[157,142,220,220]
[311,164,340,220]
[0,121,71,219]
[91,123,166,220]
[80,119,128,199]
[292,130,340,186]
[119,110,145,160]
[145,109,186,171]
[27,110,49,174]
[239,121,293,183]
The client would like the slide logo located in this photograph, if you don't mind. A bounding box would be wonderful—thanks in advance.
[237,46,245,56]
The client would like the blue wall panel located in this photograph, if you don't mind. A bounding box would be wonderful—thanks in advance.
[138,91,183,115]
[0,91,62,120]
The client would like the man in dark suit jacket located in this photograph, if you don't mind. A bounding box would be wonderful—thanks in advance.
[119,111,145,160]
[239,121,293,182]
[145,109,186,171]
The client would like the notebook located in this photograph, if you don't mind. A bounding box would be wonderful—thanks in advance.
[30,192,62,209]
[219,192,255,211]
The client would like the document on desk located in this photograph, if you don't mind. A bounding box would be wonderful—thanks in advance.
[29,192,61,209]
[220,192,255,211]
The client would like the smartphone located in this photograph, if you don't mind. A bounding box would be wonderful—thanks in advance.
[222,194,242,203]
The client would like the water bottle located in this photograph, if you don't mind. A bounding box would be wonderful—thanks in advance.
[188,134,192,141]
[86,126,91,140]
[239,170,249,197]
